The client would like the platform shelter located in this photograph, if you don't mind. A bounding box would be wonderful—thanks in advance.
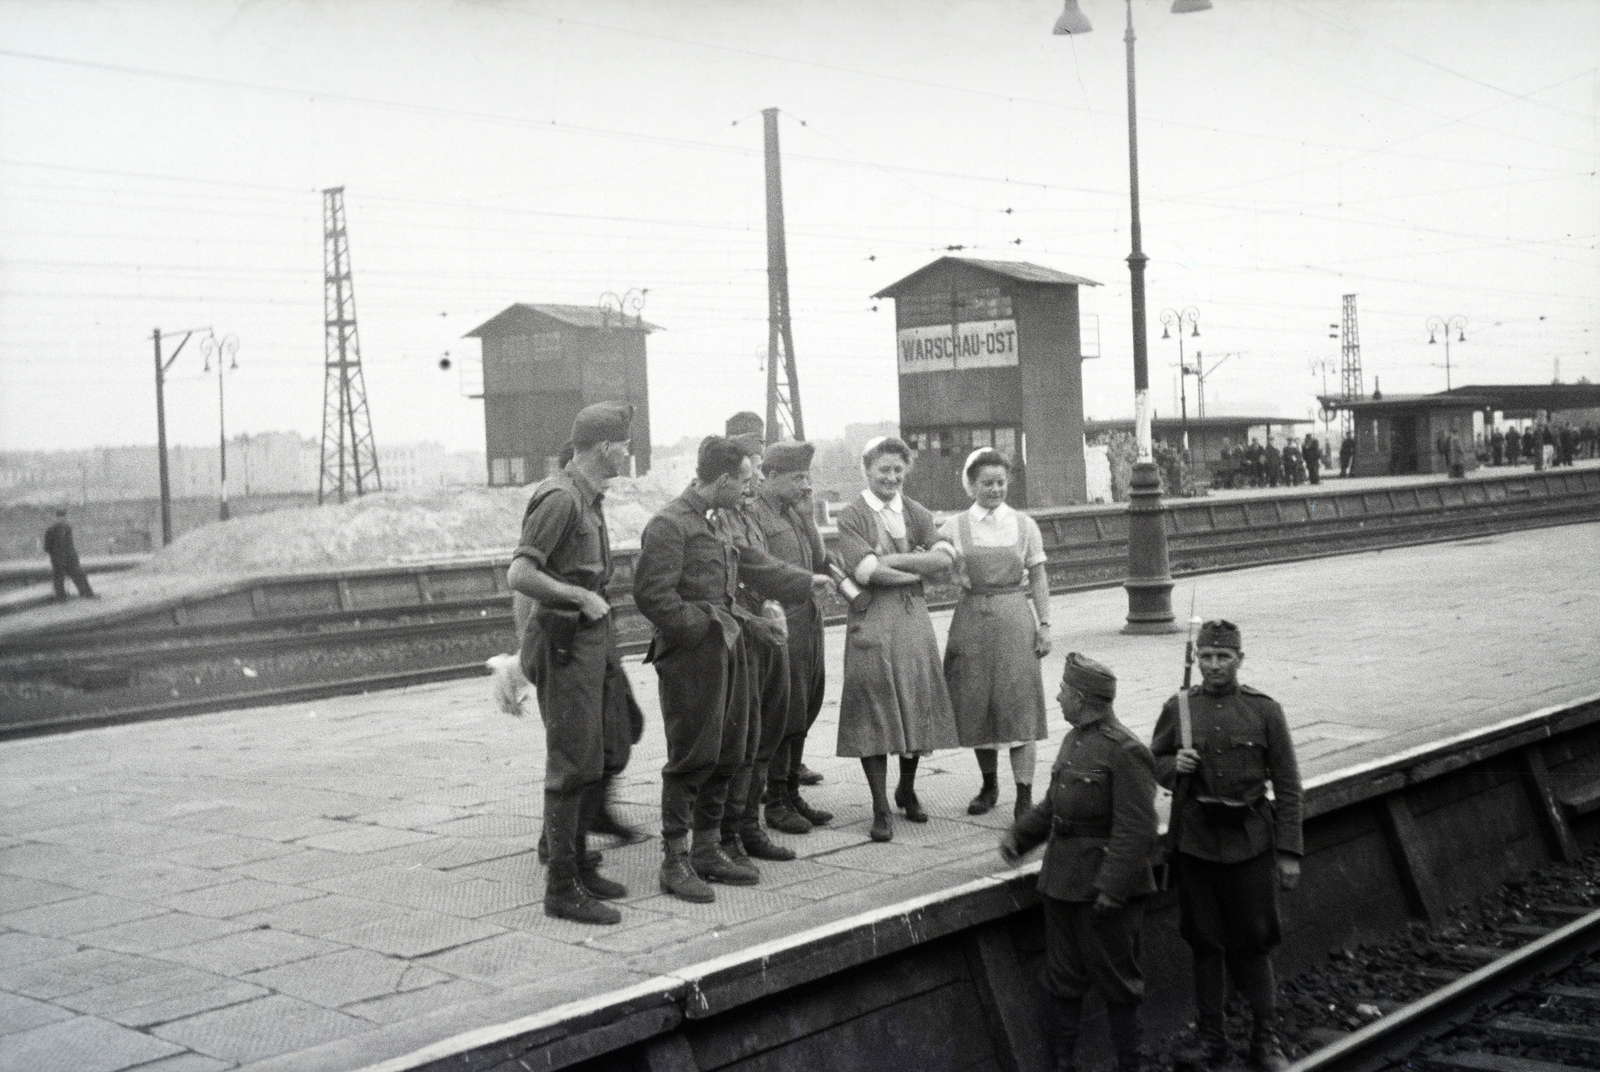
[465,304,658,486]
[872,257,1099,511]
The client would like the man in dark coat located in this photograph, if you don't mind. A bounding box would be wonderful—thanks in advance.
[1489,428,1504,466]
[507,403,640,925]
[1339,433,1356,477]
[1505,426,1522,465]
[713,414,827,868]
[44,509,94,599]
[1264,442,1283,487]
[1002,654,1158,1072]
[753,440,835,836]
[634,436,819,903]
[1152,620,1303,1072]
[1302,434,1321,485]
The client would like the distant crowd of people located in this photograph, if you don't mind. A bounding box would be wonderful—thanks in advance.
[1210,433,1348,489]
[1479,422,1596,470]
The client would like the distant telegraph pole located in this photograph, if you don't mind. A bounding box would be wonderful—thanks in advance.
[762,108,804,443]
[319,187,381,504]
[150,325,210,545]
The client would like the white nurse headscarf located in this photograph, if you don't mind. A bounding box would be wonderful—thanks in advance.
[961,446,1010,499]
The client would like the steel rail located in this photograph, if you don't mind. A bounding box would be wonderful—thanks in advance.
[1285,908,1600,1072]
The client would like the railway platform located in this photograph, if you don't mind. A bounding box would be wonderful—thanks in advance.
[1,522,1597,1072]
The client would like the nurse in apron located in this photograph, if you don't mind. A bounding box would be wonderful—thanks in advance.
[940,447,1052,820]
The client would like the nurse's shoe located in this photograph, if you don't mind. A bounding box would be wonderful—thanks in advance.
[869,808,893,842]
[894,784,929,823]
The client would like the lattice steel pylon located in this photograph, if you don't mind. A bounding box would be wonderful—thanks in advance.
[319,187,381,504]
[762,108,804,443]
[1339,293,1363,442]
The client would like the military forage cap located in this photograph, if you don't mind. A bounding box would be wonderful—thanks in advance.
[571,401,634,444]
[725,411,764,438]
[1063,652,1117,702]
[764,440,815,474]
[1196,619,1243,650]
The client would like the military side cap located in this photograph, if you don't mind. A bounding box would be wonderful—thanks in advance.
[1063,652,1117,701]
[765,441,815,473]
[571,401,633,444]
[729,433,765,457]
[1197,619,1242,650]
[726,411,764,438]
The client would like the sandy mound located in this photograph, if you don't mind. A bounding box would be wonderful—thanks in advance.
[143,462,691,577]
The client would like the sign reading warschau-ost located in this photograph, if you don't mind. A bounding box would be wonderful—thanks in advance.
[897,319,1019,374]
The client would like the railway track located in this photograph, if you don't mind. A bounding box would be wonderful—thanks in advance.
[1289,903,1600,1072]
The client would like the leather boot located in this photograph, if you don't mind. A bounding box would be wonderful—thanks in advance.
[691,829,759,885]
[765,783,813,835]
[544,849,620,925]
[968,771,999,815]
[587,774,642,842]
[1039,992,1081,1072]
[796,763,823,786]
[576,790,627,900]
[792,790,832,826]
[1107,1002,1142,1072]
[536,831,601,868]
[1013,782,1034,822]
[741,825,797,861]
[1250,1020,1289,1072]
[658,836,714,903]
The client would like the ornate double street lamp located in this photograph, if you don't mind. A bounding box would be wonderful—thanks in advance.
[1055,0,1210,634]
[1426,315,1467,392]
[201,333,241,521]
[1161,306,1200,451]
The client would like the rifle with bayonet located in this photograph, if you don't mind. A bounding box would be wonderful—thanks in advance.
[1158,595,1201,891]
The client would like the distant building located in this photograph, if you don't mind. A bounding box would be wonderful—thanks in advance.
[872,257,1099,511]
[465,304,657,487]
[1321,383,1600,476]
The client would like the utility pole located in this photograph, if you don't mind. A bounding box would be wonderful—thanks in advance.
[319,187,381,504]
[150,325,210,545]
[762,108,804,443]
[1160,306,1199,451]
[1339,294,1363,444]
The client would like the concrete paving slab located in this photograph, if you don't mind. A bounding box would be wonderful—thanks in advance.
[151,994,367,1065]
[74,912,250,955]
[0,1014,184,1072]
[0,523,1593,1071]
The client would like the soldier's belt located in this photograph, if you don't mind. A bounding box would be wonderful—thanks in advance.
[1051,819,1112,838]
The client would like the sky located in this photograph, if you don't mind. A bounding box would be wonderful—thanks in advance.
[2,0,1596,454]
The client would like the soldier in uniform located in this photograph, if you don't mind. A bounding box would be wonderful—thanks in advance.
[1151,620,1303,1072]
[44,509,95,599]
[1001,654,1157,1072]
[713,414,829,866]
[506,403,640,925]
[754,439,835,836]
[634,436,823,903]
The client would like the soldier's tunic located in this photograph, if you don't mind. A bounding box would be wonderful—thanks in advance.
[634,486,810,843]
[1151,681,1303,1027]
[513,465,640,873]
[752,486,828,750]
[1011,713,1159,1005]
[714,498,814,841]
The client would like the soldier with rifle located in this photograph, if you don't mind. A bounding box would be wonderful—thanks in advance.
[1152,619,1303,1071]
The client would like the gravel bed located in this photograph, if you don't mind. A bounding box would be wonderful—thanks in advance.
[1149,852,1600,1068]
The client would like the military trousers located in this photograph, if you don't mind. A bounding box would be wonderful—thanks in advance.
[656,623,749,842]
[1177,850,1282,1025]
[1040,895,1147,1006]
[723,623,791,841]
[771,604,826,785]
[524,613,634,883]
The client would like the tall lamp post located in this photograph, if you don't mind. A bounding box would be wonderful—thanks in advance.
[1160,306,1200,451]
[201,333,240,521]
[1426,315,1467,391]
[1055,0,1209,634]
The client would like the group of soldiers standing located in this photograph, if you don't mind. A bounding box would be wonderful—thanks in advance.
[1213,434,1325,489]
[1485,422,1595,469]
[505,401,1305,1071]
